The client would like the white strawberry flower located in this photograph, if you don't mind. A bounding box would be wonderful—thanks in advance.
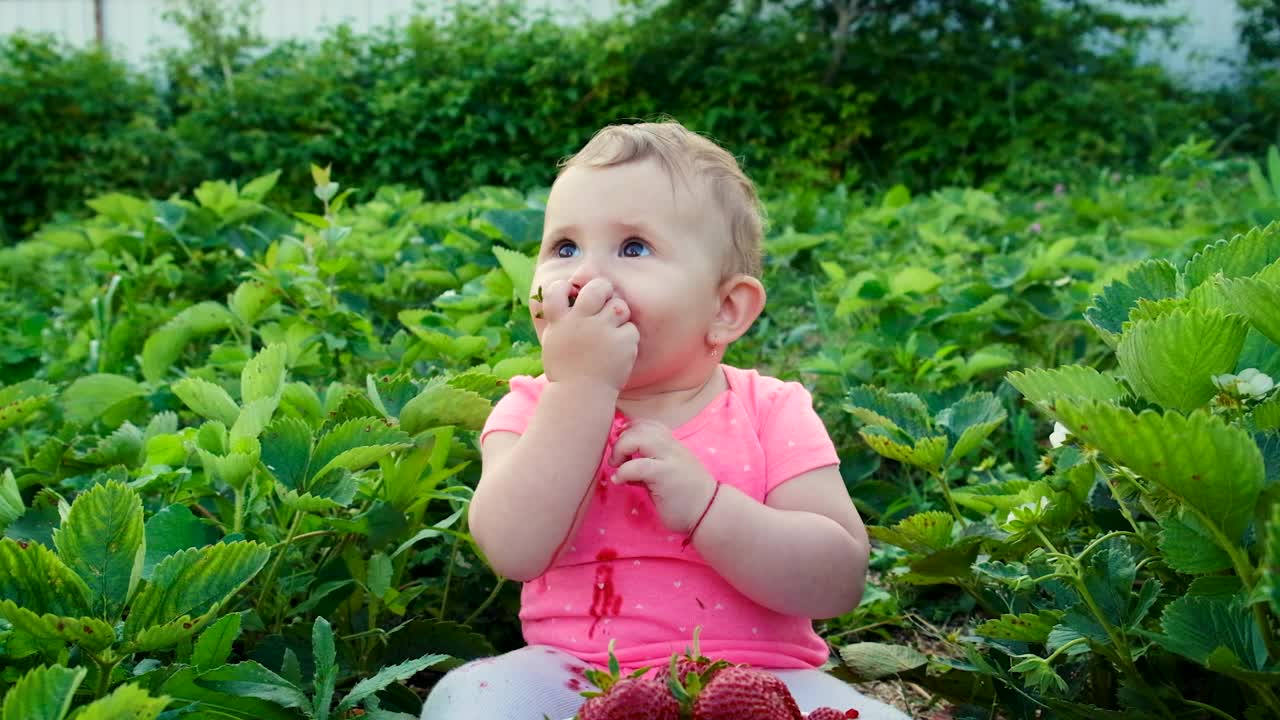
[1214,368,1275,398]
[1049,422,1071,448]
[1005,496,1051,526]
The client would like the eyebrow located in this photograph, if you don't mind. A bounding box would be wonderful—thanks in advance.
[542,220,661,243]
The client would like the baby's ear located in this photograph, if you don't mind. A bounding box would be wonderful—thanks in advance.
[709,274,766,346]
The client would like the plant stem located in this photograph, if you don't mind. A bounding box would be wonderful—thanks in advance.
[1251,682,1280,719]
[232,486,244,535]
[1181,698,1239,720]
[90,652,118,699]
[1071,575,1175,719]
[1043,637,1088,664]
[438,534,461,620]
[931,468,963,521]
[462,577,508,627]
[1032,526,1060,555]
[258,510,305,631]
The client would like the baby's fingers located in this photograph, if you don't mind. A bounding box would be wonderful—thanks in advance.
[609,421,668,466]
[613,457,660,486]
[538,280,572,322]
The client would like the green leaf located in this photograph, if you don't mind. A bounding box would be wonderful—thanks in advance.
[1056,400,1264,544]
[1116,307,1249,411]
[859,428,946,472]
[0,538,92,617]
[1160,511,1233,574]
[61,374,147,427]
[1152,594,1269,672]
[936,392,1006,462]
[241,344,289,405]
[240,169,282,201]
[231,397,278,442]
[0,469,23,532]
[309,418,411,485]
[399,384,492,435]
[975,610,1063,643]
[261,417,313,491]
[1221,276,1280,346]
[958,345,1018,380]
[124,542,270,646]
[143,504,219,581]
[281,490,345,514]
[159,665,302,720]
[1255,396,1280,431]
[836,642,928,680]
[867,511,954,555]
[890,267,943,295]
[52,482,144,620]
[1084,259,1178,345]
[0,379,56,431]
[1,664,85,720]
[195,181,239,215]
[0,602,116,653]
[844,386,931,439]
[141,302,237,383]
[493,246,535,304]
[1257,504,1280,617]
[1183,223,1280,291]
[903,541,981,583]
[229,280,278,326]
[367,553,392,598]
[74,682,170,720]
[1006,365,1129,409]
[335,654,449,713]
[87,192,151,224]
[173,377,241,426]
[191,660,311,712]
[193,612,242,670]
[313,617,338,720]
[196,445,259,492]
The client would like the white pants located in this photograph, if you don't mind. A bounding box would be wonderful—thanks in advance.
[422,645,910,720]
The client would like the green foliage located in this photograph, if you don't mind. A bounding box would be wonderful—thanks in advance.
[0,34,195,243]
[7,0,1277,243]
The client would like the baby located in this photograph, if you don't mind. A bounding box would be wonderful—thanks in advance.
[422,122,908,720]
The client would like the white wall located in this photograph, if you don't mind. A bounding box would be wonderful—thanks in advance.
[0,0,1250,87]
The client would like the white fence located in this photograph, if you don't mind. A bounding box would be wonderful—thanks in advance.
[0,0,1247,86]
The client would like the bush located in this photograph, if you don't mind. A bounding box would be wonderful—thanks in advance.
[0,34,198,243]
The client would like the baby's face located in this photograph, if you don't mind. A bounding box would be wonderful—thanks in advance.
[533,158,731,387]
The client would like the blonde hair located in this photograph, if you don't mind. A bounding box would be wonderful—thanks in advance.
[558,121,765,279]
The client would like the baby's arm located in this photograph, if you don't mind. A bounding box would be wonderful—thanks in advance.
[468,278,637,582]
[468,380,618,582]
[688,466,869,619]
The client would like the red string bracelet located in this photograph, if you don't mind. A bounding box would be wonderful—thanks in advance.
[681,481,721,551]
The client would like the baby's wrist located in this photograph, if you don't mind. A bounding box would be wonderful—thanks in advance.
[547,376,622,403]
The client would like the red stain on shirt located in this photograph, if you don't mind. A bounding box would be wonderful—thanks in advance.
[566,677,584,692]
[588,548,623,638]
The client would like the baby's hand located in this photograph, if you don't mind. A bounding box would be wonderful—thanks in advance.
[534,278,637,392]
[608,419,717,534]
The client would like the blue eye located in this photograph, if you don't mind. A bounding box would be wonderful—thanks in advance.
[621,239,650,257]
[554,240,578,258]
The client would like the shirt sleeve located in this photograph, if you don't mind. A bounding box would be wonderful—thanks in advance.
[480,375,546,444]
[759,381,840,495]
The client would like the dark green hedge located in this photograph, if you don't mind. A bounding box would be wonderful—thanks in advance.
[0,0,1270,242]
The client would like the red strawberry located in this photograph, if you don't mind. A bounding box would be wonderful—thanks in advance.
[808,708,861,719]
[577,675,679,720]
[691,666,803,720]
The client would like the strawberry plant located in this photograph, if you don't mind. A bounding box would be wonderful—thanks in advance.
[843,222,1280,717]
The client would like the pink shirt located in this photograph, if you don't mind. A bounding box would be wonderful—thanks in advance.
[480,365,840,671]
